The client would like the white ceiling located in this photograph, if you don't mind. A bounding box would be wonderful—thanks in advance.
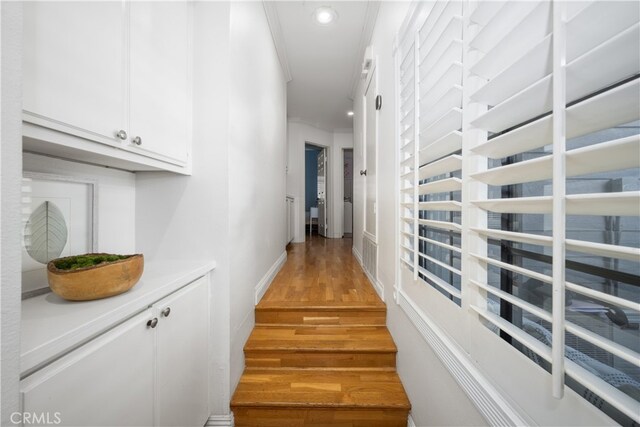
[266,1,379,131]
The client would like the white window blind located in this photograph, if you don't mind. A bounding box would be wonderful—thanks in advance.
[398,0,464,304]
[399,29,418,277]
[396,1,640,424]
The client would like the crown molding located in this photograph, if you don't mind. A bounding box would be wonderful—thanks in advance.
[348,1,381,100]
[263,1,293,82]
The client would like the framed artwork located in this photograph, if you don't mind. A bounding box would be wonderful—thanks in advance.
[21,172,98,298]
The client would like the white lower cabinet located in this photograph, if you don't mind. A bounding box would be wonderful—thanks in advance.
[156,278,209,427]
[21,311,155,426]
[20,278,209,427]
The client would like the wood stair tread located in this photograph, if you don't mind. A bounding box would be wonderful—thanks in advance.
[256,302,386,310]
[244,325,397,352]
[231,369,411,410]
[234,238,410,425]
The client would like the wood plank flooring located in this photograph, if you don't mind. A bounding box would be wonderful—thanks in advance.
[231,237,410,426]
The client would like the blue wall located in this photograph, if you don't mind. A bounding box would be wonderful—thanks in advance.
[305,148,319,212]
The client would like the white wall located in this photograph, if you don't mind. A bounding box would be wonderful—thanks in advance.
[136,1,233,417]
[353,3,487,426]
[286,120,352,241]
[228,0,287,393]
[138,0,287,413]
[1,2,23,423]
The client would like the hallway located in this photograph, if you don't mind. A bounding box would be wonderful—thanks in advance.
[4,1,638,426]
[231,237,411,426]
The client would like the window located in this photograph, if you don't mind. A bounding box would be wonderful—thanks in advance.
[397,1,639,424]
[399,1,464,304]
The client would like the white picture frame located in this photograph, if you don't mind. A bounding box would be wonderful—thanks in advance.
[21,172,98,298]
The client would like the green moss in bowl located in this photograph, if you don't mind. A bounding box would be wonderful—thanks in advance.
[53,254,133,271]
[47,253,144,301]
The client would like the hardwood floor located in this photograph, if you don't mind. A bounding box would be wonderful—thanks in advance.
[231,237,411,426]
[257,237,385,308]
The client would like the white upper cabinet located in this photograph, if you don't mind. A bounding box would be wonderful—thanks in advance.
[23,1,126,145]
[129,2,190,165]
[22,1,192,173]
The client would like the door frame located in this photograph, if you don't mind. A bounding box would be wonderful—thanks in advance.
[362,61,378,244]
[304,141,330,240]
[342,148,354,237]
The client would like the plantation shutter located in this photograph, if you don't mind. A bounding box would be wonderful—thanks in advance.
[398,25,418,278]
[416,1,464,302]
[398,0,464,304]
[466,0,640,422]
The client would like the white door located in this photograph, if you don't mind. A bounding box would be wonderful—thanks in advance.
[364,68,377,238]
[22,1,126,145]
[156,278,210,427]
[21,311,155,427]
[129,1,190,165]
[317,148,328,237]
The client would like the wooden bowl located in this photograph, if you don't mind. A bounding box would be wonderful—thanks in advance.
[47,254,144,301]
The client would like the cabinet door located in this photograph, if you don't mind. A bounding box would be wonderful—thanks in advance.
[156,278,209,427]
[23,1,126,145]
[129,1,190,165]
[21,311,155,427]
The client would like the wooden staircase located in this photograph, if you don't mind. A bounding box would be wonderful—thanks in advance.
[231,301,411,426]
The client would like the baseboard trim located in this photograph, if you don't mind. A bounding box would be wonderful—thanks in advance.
[407,413,417,427]
[206,413,234,426]
[352,246,384,301]
[352,245,363,264]
[397,289,530,426]
[254,251,287,305]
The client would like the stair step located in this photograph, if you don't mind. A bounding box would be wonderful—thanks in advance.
[231,369,410,407]
[255,305,386,326]
[244,326,397,368]
[232,408,409,427]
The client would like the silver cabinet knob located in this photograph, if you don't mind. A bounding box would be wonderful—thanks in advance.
[116,129,128,140]
[147,318,158,328]
[161,307,171,318]
[132,136,142,146]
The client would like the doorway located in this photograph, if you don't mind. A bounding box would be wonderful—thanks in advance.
[305,143,328,238]
[343,148,353,237]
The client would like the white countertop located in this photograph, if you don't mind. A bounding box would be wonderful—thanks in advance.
[21,259,216,376]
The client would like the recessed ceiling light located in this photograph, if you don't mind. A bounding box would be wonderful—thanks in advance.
[347,111,354,116]
[313,7,337,25]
